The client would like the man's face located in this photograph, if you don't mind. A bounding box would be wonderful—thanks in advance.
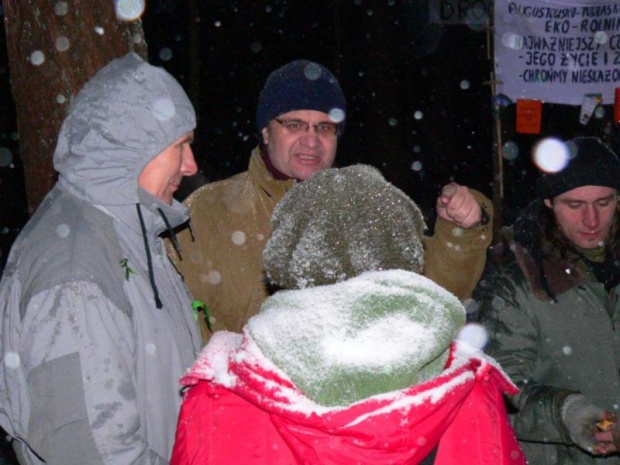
[138,131,197,205]
[544,185,618,249]
[261,109,338,180]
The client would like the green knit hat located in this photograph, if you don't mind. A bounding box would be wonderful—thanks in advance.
[263,165,426,290]
[248,270,466,406]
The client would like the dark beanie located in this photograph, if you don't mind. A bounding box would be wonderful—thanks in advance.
[263,165,426,290]
[536,137,620,199]
[255,59,346,133]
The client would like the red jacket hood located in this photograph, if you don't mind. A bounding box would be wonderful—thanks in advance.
[174,331,524,465]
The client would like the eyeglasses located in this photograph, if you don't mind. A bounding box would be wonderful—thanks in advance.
[274,118,339,136]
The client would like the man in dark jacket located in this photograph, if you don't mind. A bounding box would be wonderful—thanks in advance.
[0,53,202,464]
[476,137,620,464]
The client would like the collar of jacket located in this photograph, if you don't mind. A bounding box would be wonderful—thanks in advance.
[510,240,589,301]
[248,147,296,200]
[502,199,590,301]
[260,144,294,181]
[96,188,189,239]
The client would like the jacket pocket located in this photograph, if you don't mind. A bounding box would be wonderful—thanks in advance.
[27,352,103,464]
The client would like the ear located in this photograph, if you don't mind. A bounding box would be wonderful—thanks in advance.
[543,199,553,209]
[261,127,269,145]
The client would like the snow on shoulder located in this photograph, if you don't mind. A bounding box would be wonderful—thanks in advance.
[247,269,466,407]
[183,331,242,388]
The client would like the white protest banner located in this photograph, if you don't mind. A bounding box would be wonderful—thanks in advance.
[495,0,620,105]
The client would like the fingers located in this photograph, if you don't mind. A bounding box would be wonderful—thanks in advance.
[439,183,458,204]
[592,413,619,455]
[592,432,618,456]
[436,183,482,229]
[593,430,613,443]
[593,441,616,455]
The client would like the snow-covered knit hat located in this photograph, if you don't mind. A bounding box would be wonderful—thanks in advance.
[255,59,346,133]
[249,270,466,406]
[263,164,426,290]
[536,137,620,199]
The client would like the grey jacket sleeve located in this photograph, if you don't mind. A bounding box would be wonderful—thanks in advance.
[477,270,575,444]
[21,282,151,464]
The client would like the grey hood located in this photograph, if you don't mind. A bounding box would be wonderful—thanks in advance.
[0,54,201,464]
[54,52,196,206]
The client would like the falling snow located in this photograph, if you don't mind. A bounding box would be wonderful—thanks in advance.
[55,37,70,52]
[0,148,12,167]
[30,51,45,66]
[303,62,322,80]
[54,1,69,16]
[329,108,345,123]
[115,0,145,22]
[533,138,570,173]
[231,231,246,245]
[152,98,176,122]
[411,161,423,171]
[456,323,488,350]
[159,48,173,61]
[3,352,20,370]
[594,31,609,44]
[502,141,519,161]
[145,343,157,355]
[56,224,70,239]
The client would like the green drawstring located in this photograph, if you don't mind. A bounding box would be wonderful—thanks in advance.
[192,300,213,333]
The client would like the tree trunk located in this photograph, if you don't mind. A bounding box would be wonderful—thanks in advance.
[2,0,148,213]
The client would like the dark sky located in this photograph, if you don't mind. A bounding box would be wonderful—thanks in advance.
[141,1,496,207]
[2,0,618,271]
[139,0,620,219]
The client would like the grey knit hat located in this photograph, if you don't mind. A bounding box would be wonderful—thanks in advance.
[263,165,426,290]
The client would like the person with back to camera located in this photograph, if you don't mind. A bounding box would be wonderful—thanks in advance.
[171,164,524,465]
[168,59,493,343]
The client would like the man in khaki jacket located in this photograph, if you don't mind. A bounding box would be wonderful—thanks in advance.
[169,59,493,343]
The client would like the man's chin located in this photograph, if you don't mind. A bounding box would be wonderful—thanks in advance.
[576,238,606,249]
[292,167,326,181]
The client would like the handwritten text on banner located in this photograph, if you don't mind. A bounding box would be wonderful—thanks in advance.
[495,0,620,105]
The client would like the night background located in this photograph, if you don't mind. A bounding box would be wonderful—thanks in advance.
[1,1,620,266]
[138,0,498,206]
[0,1,495,277]
[0,1,620,461]
[2,1,620,271]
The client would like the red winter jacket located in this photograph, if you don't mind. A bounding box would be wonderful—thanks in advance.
[171,331,525,465]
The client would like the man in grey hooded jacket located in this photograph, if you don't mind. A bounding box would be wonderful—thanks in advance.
[0,53,202,464]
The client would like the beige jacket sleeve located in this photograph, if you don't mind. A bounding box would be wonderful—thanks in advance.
[166,206,213,343]
[423,190,493,301]
[166,184,271,344]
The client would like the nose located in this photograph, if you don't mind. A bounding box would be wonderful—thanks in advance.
[300,127,321,148]
[182,146,198,176]
[583,205,600,229]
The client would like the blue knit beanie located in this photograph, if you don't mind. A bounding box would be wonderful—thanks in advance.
[255,60,346,133]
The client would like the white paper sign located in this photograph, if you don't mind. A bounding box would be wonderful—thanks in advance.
[495,0,620,105]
